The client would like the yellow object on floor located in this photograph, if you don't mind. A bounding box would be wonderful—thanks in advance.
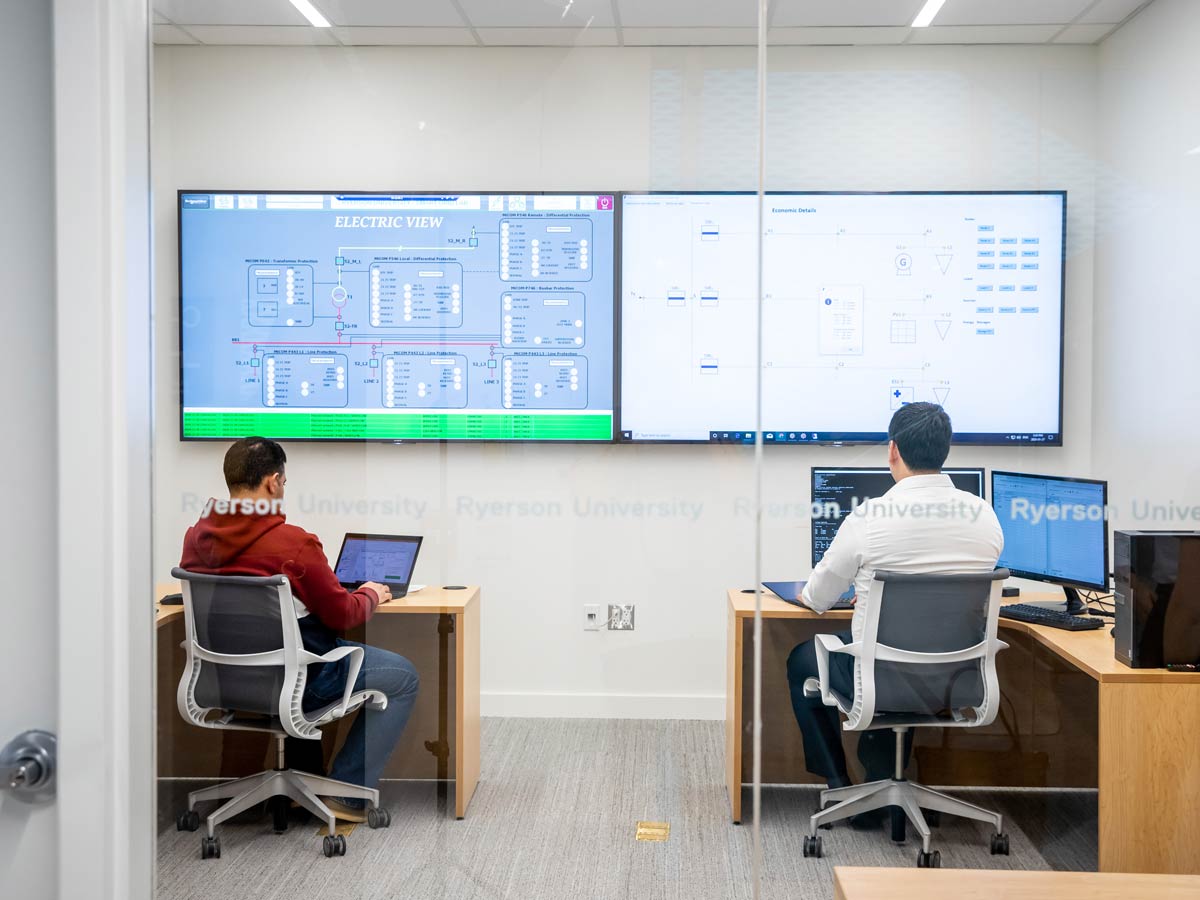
[635,821,670,842]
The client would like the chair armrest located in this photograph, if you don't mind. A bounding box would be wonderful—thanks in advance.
[310,645,365,717]
[813,634,859,709]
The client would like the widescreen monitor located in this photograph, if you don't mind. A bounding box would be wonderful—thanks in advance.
[179,191,616,442]
[619,192,1065,445]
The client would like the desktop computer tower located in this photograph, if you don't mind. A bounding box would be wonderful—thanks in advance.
[1114,531,1200,667]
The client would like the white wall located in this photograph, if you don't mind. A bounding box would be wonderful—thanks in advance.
[1095,0,1200,531]
[153,43,1100,718]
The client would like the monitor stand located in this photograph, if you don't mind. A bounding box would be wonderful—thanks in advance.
[1020,586,1087,615]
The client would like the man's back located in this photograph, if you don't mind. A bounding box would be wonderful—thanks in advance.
[179,504,380,654]
[804,473,1003,641]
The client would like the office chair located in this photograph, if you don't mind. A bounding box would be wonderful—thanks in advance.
[171,568,391,859]
[801,568,1012,868]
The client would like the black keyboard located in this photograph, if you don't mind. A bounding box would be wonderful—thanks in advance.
[999,603,1103,631]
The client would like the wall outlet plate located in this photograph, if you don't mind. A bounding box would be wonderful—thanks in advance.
[583,603,602,631]
[608,604,635,631]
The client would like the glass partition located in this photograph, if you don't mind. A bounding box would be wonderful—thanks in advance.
[152,3,764,898]
[757,6,1102,886]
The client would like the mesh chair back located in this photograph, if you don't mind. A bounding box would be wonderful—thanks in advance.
[870,571,1002,715]
[173,569,290,716]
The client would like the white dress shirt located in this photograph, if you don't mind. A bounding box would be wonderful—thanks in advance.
[802,473,1005,642]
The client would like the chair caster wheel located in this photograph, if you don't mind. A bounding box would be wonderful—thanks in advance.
[916,849,941,868]
[200,836,220,860]
[367,807,391,829]
[176,810,200,832]
[802,835,823,858]
[323,834,347,857]
[990,832,1010,855]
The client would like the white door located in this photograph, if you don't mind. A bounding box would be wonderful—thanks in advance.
[1,2,61,895]
[1,1,153,898]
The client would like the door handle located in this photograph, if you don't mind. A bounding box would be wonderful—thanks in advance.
[0,730,56,803]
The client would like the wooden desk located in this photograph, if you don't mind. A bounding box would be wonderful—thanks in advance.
[157,584,481,819]
[726,589,1200,874]
[832,866,1200,899]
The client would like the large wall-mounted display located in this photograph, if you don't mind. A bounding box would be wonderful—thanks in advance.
[179,191,617,441]
[619,192,1065,445]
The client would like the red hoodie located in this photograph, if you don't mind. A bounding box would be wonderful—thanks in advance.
[179,503,380,654]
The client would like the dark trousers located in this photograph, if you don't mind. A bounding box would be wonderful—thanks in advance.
[786,631,913,784]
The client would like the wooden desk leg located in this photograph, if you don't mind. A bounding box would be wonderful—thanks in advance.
[726,606,743,824]
[1099,682,1200,874]
[455,595,481,819]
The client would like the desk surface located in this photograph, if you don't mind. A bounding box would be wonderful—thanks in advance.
[727,589,1196,684]
[832,867,1200,900]
[156,583,479,627]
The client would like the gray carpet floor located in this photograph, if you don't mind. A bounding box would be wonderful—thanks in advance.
[156,719,1098,900]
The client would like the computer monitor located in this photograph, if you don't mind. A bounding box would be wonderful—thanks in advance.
[619,191,1065,445]
[810,467,986,567]
[178,191,617,442]
[991,471,1108,613]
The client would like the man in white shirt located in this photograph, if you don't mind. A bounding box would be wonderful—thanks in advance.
[786,403,1003,809]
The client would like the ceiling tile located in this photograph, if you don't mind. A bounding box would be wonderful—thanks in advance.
[457,0,614,29]
[331,26,478,45]
[936,0,1091,26]
[1053,22,1119,43]
[908,24,1062,43]
[767,26,910,45]
[316,0,466,27]
[476,27,620,46]
[153,23,198,43]
[153,1,308,26]
[771,0,926,28]
[622,27,759,45]
[182,25,340,45]
[617,0,756,28]
[1078,0,1152,24]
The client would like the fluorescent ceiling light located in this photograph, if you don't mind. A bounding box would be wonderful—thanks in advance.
[912,0,948,28]
[289,0,331,28]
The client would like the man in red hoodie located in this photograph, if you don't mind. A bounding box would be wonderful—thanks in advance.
[180,437,419,822]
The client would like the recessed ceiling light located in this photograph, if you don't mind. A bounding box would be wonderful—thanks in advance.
[912,0,948,28]
[289,0,331,28]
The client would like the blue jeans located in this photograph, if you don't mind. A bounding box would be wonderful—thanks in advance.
[302,639,419,799]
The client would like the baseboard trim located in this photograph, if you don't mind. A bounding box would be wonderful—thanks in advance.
[480,691,725,720]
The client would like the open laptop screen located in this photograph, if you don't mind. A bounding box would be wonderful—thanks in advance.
[333,534,422,591]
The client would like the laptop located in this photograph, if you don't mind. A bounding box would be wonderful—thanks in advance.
[333,533,423,598]
[762,581,855,610]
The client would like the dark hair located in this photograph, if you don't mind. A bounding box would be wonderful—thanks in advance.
[887,403,952,472]
[223,437,287,491]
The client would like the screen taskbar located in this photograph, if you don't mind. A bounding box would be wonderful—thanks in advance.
[617,430,1062,445]
[182,409,613,441]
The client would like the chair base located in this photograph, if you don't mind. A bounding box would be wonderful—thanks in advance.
[187,769,381,842]
[809,778,1003,855]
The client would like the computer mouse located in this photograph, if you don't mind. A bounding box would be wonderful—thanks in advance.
[160,593,184,606]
